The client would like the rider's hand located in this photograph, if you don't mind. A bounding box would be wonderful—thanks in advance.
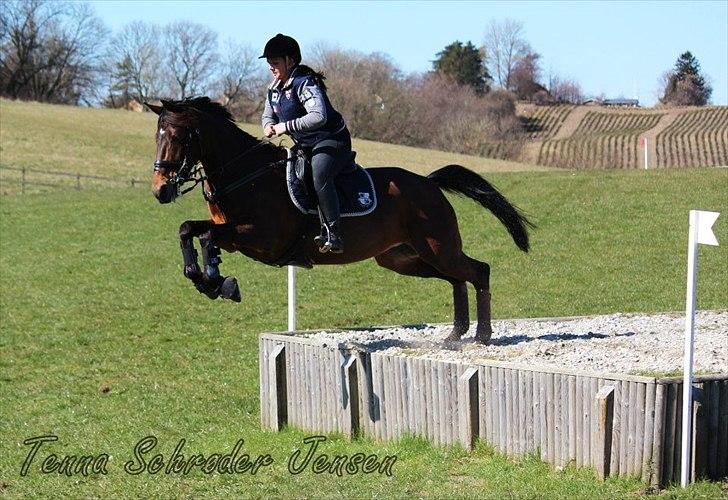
[264,124,276,138]
[272,122,287,137]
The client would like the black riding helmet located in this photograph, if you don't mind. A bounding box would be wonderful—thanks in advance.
[259,34,301,64]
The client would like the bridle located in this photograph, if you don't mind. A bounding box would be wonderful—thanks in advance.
[153,127,206,199]
[152,123,287,203]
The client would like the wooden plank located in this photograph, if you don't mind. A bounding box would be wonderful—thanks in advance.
[381,354,391,441]
[619,381,630,476]
[539,372,548,462]
[400,357,409,435]
[343,353,360,439]
[404,357,413,435]
[672,382,683,484]
[424,358,433,441]
[443,362,452,445]
[609,382,622,476]
[593,384,615,480]
[641,382,656,483]
[560,374,569,467]
[268,343,287,432]
[415,358,424,438]
[458,366,479,450]
[553,373,562,466]
[718,380,728,478]
[518,370,527,456]
[525,370,534,454]
[575,376,584,467]
[662,382,677,486]
[546,372,555,465]
[390,355,400,440]
[311,345,319,432]
[431,359,441,445]
[651,383,666,489]
[504,368,514,456]
[259,339,269,429]
[481,366,491,443]
[568,375,577,463]
[634,381,646,478]
[707,380,721,479]
[692,383,707,481]
[626,381,638,476]
[498,368,507,453]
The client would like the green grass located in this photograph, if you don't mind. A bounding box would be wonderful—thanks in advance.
[1,100,727,497]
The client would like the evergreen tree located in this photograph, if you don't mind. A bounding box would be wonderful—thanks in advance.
[432,41,491,95]
[661,51,712,106]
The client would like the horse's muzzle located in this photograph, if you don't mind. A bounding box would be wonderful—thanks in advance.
[154,182,176,204]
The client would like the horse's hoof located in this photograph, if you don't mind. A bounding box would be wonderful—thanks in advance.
[194,282,220,300]
[474,330,492,345]
[220,277,241,302]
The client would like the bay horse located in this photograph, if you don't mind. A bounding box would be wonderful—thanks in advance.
[147,97,532,344]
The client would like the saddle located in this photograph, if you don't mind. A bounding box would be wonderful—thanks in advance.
[285,148,377,217]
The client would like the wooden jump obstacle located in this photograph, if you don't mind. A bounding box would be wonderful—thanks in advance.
[259,332,728,487]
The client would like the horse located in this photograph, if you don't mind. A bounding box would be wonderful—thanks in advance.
[146,97,532,344]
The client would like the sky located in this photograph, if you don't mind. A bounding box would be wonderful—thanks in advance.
[90,0,727,107]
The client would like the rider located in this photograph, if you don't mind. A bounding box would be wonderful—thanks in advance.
[260,33,350,254]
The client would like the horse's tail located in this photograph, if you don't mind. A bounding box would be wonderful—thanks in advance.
[427,164,533,252]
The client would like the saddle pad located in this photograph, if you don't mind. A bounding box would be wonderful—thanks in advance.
[285,148,378,217]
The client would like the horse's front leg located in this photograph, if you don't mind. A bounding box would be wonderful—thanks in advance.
[179,220,240,302]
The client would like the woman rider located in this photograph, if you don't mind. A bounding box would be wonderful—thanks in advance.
[260,33,350,254]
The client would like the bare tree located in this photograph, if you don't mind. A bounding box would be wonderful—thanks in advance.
[510,51,545,100]
[216,39,267,120]
[1,0,107,104]
[104,21,163,107]
[483,19,530,90]
[164,21,218,99]
[549,75,583,104]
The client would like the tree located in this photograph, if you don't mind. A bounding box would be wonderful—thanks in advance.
[164,21,218,99]
[104,21,164,107]
[483,19,530,90]
[1,0,107,104]
[548,74,583,104]
[510,51,545,101]
[215,39,267,120]
[432,40,490,95]
[660,51,712,106]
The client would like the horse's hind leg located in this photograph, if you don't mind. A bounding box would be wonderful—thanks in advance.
[375,244,470,340]
[405,225,494,343]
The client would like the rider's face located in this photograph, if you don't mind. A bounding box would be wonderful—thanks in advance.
[267,56,294,81]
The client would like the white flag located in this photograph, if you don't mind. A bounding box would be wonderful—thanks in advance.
[694,210,720,246]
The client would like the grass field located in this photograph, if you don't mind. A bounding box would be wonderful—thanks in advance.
[1,100,727,497]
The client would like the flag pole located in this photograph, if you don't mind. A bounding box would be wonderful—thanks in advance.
[680,210,699,487]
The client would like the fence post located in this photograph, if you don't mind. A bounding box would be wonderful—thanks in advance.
[130,178,136,188]
[268,344,288,431]
[21,167,26,194]
[458,367,480,450]
[76,173,81,191]
[593,384,615,480]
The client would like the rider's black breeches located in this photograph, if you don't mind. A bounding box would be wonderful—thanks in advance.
[311,130,352,223]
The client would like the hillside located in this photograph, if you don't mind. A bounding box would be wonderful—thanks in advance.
[517,103,728,169]
[0,99,549,194]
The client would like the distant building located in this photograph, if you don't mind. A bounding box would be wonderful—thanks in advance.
[583,97,640,108]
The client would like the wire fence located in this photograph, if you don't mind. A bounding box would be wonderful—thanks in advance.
[0,166,144,195]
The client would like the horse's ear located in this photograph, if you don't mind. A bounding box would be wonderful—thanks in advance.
[160,99,181,112]
[145,102,163,115]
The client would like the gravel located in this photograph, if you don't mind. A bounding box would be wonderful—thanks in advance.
[300,310,728,376]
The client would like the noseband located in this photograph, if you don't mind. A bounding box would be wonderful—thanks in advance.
[153,127,206,198]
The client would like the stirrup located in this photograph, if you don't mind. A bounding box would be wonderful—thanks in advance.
[315,221,344,254]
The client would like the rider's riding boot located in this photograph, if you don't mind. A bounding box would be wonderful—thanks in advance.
[314,181,344,254]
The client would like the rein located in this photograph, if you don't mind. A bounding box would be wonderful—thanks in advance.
[154,128,286,203]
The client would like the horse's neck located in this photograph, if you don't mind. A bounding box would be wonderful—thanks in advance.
[201,125,284,185]
[202,126,258,179]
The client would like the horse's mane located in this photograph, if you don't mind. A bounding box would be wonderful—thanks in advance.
[160,96,281,156]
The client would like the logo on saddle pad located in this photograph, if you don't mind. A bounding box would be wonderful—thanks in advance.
[357,192,372,207]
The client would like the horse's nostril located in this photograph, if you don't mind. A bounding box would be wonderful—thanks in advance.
[156,183,174,203]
